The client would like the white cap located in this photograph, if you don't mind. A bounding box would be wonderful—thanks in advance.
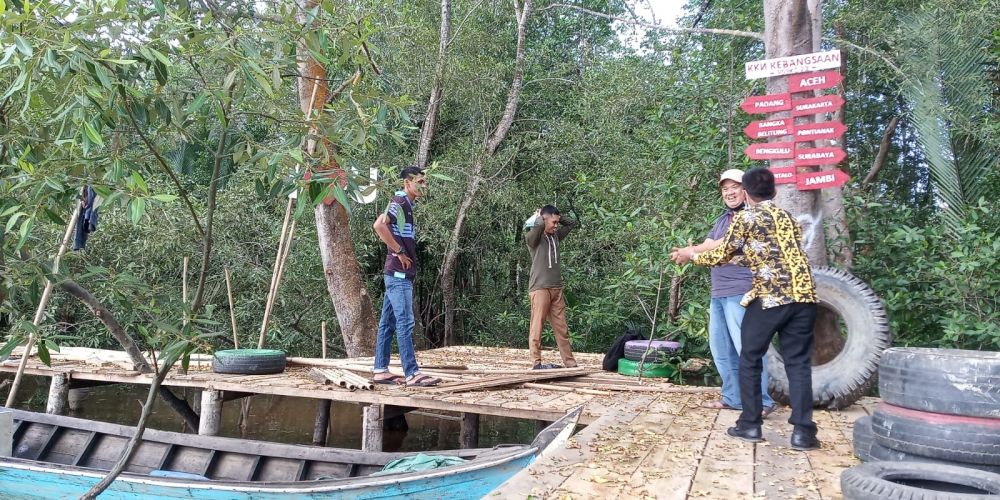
[719,168,744,185]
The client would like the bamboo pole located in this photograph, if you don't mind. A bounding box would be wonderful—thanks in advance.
[181,256,189,327]
[5,204,81,407]
[320,321,327,359]
[223,266,239,349]
[258,197,294,348]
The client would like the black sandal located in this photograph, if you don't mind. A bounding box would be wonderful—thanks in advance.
[373,374,404,385]
[406,374,441,387]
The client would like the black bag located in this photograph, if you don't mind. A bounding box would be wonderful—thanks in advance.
[602,326,647,371]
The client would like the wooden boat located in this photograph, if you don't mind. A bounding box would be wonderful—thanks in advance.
[0,406,581,499]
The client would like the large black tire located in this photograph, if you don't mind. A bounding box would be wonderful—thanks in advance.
[872,402,1000,466]
[212,349,287,375]
[879,347,1000,419]
[854,414,1000,474]
[767,267,891,410]
[841,461,1000,499]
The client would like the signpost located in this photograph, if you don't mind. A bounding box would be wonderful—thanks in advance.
[770,165,797,184]
[794,121,846,142]
[744,118,794,139]
[791,94,844,116]
[745,142,795,160]
[744,49,842,80]
[793,147,847,166]
[796,169,849,190]
[788,70,843,92]
[740,93,791,114]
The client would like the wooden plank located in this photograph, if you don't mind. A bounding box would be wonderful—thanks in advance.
[32,425,61,461]
[245,455,261,481]
[620,395,714,499]
[73,431,100,467]
[423,367,597,394]
[806,409,860,500]
[155,443,175,471]
[756,406,821,499]
[199,449,217,477]
[686,408,754,499]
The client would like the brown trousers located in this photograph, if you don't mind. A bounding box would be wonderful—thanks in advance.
[528,288,577,367]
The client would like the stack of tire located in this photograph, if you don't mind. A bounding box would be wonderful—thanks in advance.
[617,340,679,378]
[842,347,1000,499]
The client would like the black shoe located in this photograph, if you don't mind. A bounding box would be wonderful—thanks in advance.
[726,426,763,443]
[532,363,562,370]
[790,432,821,451]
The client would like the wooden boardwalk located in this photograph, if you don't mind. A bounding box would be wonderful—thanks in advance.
[1,346,872,498]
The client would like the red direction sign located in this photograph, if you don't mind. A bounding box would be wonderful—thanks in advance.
[744,118,794,139]
[797,169,849,190]
[789,70,843,93]
[740,93,791,114]
[794,147,847,166]
[792,94,844,116]
[770,166,797,184]
[794,121,847,142]
[745,142,795,160]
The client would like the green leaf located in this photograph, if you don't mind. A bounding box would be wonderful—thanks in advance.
[153,0,165,16]
[83,121,105,147]
[332,184,351,213]
[0,336,23,358]
[14,34,32,57]
[37,342,51,366]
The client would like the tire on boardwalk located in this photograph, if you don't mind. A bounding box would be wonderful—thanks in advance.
[879,347,1000,418]
[840,461,1000,499]
[212,349,287,375]
[767,267,891,410]
[871,402,1000,466]
[853,414,1000,474]
[617,358,672,378]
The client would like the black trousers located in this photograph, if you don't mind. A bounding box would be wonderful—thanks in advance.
[737,300,818,436]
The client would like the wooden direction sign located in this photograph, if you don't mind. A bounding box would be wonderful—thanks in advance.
[745,142,794,160]
[769,165,797,184]
[792,94,845,116]
[797,169,849,190]
[744,118,794,139]
[794,121,847,142]
[740,93,791,114]
[788,70,843,93]
[745,50,842,79]
[794,147,847,166]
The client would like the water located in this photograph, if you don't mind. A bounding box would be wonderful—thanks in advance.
[0,374,537,452]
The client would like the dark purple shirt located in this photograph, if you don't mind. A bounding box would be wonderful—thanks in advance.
[382,191,417,281]
[707,208,752,299]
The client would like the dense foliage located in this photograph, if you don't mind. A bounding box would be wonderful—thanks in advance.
[1,0,998,374]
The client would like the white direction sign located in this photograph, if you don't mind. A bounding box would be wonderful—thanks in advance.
[745,50,842,80]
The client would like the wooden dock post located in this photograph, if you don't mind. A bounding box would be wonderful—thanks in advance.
[361,404,383,452]
[460,413,480,449]
[68,387,87,411]
[0,408,11,457]
[46,373,69,415]
[198,390,223,436]
[311,400,332,446]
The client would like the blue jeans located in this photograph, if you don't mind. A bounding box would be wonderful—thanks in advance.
[709,295,775,409]
[374,275,419,378]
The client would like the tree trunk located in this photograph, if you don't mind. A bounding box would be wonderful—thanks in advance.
[763,0,828,265]
[440,0,532,345]
[863,115,901,187]
[764,0,843,363]
[298,0,377,357]
[416,0,452,169]
[59,280,200,430]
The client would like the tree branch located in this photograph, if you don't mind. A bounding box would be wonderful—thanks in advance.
[544,3,763,40]
[863,115,901,187]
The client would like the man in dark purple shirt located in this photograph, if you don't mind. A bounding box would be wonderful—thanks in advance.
[686,169,775,416]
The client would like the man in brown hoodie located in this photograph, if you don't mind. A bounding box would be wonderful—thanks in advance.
[525,205,578,369]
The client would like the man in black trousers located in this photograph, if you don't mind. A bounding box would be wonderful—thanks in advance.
[671,167,820,451]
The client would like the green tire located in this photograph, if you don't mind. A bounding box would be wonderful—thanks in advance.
[617,358,673,378]
[212,349,287,375]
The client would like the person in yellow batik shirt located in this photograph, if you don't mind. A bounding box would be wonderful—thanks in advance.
[671,167,820,451]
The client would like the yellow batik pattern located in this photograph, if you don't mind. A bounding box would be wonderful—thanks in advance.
[694,200,817,309]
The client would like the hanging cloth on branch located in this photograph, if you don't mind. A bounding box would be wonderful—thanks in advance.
[73,186,99,250]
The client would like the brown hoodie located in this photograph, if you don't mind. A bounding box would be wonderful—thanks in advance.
[526,217,576,292]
